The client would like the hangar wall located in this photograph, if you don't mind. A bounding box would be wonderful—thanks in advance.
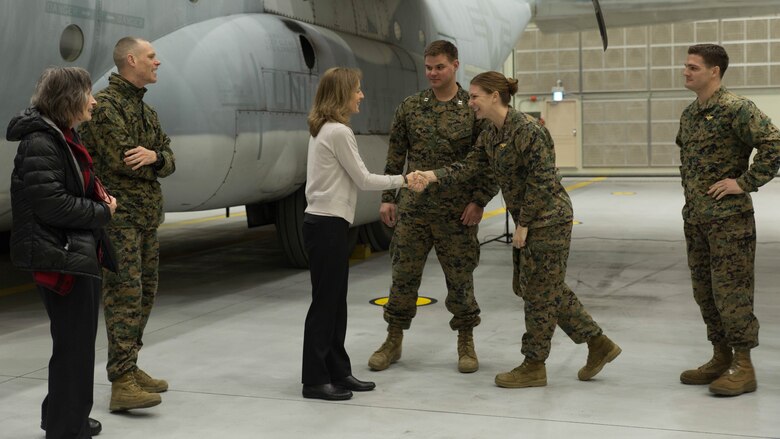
[512,15,780,174]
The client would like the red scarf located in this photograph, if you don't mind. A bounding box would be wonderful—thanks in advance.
[63,128,112,202]
[34,128,109,296]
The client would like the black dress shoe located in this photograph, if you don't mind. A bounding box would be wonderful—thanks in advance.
[302,383,352,401]
[88,418,102,436]
[41,417,102,436]
[333,375,376,391]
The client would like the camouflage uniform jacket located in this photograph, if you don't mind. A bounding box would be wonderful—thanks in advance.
[382,87,497,217]
[676,87,780,224]
[435,108,572,228]
[79,73,176,229]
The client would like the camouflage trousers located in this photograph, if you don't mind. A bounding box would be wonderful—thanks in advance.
[513,222,601,361]
[684,212,759,349]
[384,212,481,331]
[103,226,160,381]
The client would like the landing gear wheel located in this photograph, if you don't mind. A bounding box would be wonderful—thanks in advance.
[275,187,363,268]
[359,220,394,252]
[275,186,308,268]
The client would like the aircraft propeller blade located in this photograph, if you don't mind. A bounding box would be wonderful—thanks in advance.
[592,0,608,51]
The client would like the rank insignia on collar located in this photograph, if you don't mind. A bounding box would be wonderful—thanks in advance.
[705,115,713,121]
[423,97,429,102]
[457,100,463,105]
[499,143,507,149]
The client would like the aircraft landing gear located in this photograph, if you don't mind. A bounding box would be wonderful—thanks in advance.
[358,221,394,252]
[274,186,362,269]
[275,186,308,268]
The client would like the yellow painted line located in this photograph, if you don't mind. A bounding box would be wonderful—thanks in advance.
[2,211,249,296]
[0,282,35,297]
[481,177,607,220]
[566,176,607,191]
[155,177,607,229]
[159,211,247,228]
[612,191,636,196]
[482,207,506,220]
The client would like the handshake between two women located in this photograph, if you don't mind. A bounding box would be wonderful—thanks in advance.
[404,170,438,192]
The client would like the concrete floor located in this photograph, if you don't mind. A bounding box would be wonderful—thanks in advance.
[1,177,779,438]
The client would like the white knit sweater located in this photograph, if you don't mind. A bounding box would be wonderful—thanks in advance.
[305,122,403,224]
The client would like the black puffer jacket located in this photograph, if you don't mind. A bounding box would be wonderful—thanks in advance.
[7,107,112,277]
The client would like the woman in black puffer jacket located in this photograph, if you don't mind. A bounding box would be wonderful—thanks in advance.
[7,67,116,439]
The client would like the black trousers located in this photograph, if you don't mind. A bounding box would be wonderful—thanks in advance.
[301,213,352,385]
[39,275,100,439]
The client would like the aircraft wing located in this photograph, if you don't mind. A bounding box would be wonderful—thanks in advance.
[534,0,780,33]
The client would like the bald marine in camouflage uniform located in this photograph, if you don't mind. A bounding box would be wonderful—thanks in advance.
[80,37,174,411]
[368,40,498,374]
[676,44,780,397]
[425,71,621,388]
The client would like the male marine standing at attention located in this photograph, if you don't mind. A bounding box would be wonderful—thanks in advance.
[676,43,780,396]
[80,37,176,411]
[369,40,497,373]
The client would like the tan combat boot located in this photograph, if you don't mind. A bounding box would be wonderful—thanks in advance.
[133,368,169,393]
[368,325,403,371]
[680,343,732,385]
[110,371,162,412]
[495,359,547,388]
[457,329,478,373]
[578,334,622,381]
[709,349,757,396]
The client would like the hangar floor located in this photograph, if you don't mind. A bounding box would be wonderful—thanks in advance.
[1,177,779,439]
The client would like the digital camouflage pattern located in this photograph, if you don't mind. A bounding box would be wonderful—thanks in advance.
[381,87,498,331]
[435,108,603,360]
[434,107,572,228]
[382,87,496,215]
[79,73,176,230]
[386,213,482,330]
[684,213,758,349]
[102,227,159,380]
[676,87,778,350]
[676,87,780,224]
[79,72,174,381]
[514,223,601,361]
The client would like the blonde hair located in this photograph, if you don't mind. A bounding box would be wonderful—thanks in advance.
[471,71,518,105]
[308,67,361,137]
[30,67,92,129]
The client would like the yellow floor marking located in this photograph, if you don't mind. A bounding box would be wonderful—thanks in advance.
[370,296,436,307]
[159,211,247,228]
[2,210,248,296]
[369,177,608,306]
[481,176,606,220]
[0,282,35,297]
[482,207,507,220]
[3,178,608,297]
[566,176,607,191]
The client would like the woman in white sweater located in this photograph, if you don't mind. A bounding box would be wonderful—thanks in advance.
[301,67,420,401]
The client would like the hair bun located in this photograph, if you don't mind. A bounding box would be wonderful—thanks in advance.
[506,78,519,96]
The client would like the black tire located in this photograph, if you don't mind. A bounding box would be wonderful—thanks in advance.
[0,231,9,254]
[359,220,395,252]
[275,186,308,268]
[346,227,360,256]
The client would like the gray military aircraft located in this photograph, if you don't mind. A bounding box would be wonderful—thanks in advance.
[2,0,779,267]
